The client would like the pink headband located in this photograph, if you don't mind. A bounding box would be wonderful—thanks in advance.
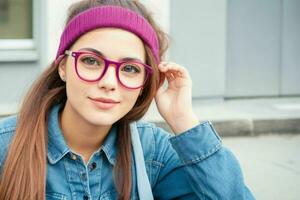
[55,5,160,65]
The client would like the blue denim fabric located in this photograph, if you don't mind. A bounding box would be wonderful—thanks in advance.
[0,104,255,200]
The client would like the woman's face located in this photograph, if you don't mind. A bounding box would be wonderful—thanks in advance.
[59,28,146,126]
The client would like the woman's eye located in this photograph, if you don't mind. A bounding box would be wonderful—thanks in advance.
[122,64,141,73]
[81,57,100,65]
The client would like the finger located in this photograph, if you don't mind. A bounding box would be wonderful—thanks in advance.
[165,71,175,82]
[162,69,182,83]
[158,62,190,79]
[163,67,186,80]
[167,63,189,77]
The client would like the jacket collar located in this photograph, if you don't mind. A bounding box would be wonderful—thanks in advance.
[47,103,118,166]
[47,104,70,164]
[101,125,117,165]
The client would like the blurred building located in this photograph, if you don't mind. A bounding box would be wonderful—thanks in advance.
[0,0,299,115]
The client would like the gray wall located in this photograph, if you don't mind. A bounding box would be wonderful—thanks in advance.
[226,0,300,98]
[281,0,300,95]
[226,0,281,97]
[170,0,300,99]
[0,62,41,104]
[170,0,227,99]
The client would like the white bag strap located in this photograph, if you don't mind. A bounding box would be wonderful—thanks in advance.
[130,121,154,200]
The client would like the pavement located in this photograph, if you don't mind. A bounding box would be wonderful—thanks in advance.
[223,134,300,200]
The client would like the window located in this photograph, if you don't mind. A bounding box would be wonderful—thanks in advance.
[0,0,33,39]
[0,0,36,61]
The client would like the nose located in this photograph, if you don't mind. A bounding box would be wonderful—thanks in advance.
[97,64,118,91]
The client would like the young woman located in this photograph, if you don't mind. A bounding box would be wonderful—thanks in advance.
[0,0,255,199]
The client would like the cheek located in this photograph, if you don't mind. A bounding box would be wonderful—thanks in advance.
[121,89,141,110]
[66,81,86,100]
[65,68,88,102]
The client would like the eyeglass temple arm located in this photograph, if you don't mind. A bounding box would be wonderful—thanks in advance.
[65,50,72,56]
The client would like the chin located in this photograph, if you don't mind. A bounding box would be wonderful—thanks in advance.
[84,111,120,126]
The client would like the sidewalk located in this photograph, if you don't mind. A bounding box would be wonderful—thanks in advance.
[223,134,300,200]
[143,96,300,136]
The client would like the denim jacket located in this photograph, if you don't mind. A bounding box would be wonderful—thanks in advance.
[0,104,255,200]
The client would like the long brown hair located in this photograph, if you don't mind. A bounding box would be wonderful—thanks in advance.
[0,0,169,199]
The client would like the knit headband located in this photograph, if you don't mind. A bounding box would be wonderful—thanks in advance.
[55,5,160,65]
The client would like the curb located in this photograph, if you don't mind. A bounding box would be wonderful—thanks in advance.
[152,118,300,137]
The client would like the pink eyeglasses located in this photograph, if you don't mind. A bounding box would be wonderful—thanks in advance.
[64,49,153,89]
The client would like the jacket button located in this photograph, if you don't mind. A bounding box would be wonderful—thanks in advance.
[89,162,97,171]
[81,172,87,181]
[71,153,77,160]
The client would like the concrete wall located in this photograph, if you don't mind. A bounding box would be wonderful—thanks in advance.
[169,0,227,99]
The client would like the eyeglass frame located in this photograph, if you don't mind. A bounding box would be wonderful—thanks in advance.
[64,50,153,90]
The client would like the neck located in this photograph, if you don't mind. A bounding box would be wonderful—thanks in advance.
[59,101,112,163]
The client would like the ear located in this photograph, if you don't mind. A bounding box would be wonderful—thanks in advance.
[58,58,67,81]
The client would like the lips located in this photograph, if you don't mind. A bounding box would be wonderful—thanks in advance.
[89,97,120,110]
[89,97,120,103]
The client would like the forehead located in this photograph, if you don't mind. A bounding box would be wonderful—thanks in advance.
[70,27,146,61]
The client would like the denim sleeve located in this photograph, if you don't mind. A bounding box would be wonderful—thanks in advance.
[152,121,255,200]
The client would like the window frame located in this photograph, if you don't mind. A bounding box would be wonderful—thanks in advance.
[0,0,38,62]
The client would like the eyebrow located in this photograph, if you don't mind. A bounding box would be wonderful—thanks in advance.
[78,47,144,63]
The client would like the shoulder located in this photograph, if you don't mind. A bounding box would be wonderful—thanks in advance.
[136,120,174,146]
[136,120,174,137]
[135,120,177,165]
[0,114,18,135]
[0,115,18,168]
